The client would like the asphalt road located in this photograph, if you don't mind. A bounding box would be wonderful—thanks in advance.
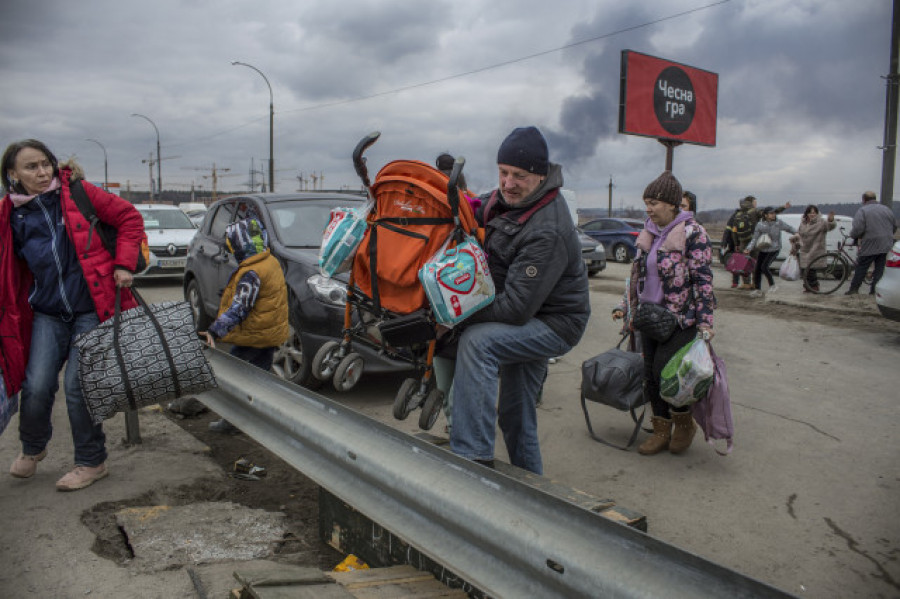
[67,266,900,598]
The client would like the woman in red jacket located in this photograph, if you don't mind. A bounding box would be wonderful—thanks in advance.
[1,139,145,491]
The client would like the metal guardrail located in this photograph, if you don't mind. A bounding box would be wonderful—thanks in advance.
[198,349,793,599]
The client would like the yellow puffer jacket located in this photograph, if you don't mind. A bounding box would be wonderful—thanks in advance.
[218,250,289,348]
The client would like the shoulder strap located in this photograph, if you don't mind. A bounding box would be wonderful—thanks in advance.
[70,180,113,256]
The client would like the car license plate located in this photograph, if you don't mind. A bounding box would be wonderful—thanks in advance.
[158,258,186,269]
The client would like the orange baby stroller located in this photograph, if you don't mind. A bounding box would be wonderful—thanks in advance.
[311,132,480,430]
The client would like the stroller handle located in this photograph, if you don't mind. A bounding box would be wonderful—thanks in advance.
[448,156,465,225]
[353,131,381,188]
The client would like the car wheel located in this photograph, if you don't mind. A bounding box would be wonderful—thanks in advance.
[333,352,364,392]
[613,243,629,263]
[272,325,324,390]
[587,267,601,277]
[186,279,212,331]
[418,388,444,431]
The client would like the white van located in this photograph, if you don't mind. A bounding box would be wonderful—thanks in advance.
[774,214,856,264]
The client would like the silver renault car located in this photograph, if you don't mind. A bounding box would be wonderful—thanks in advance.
[134,204,197,278]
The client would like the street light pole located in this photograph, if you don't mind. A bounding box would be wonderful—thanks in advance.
[131,113,162,200]
[232,61,274,193]
[86,138,108,191]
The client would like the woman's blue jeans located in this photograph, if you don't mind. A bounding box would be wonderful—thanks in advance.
[18,311,107,466]
[449,319,571,475]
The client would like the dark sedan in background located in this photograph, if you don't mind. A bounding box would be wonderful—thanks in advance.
[183,193,407,389]
[580,217,644,262]
[577,228,607,276]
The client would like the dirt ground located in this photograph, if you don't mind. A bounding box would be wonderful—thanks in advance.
[124,271,900,584]
[41,263,896,599]
[76,404,344,572]
[163,408,341,568]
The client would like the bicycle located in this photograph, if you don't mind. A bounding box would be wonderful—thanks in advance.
[801,226,872,294]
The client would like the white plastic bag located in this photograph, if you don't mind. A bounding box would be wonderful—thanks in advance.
[660,337,715,408]
[318,202,372,277]
[779,254,800,281]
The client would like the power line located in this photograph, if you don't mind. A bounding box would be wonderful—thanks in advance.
[166,1,733,147]
[279,0,734,115]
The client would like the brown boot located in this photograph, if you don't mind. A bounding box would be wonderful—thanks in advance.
[669,411,697,454]
[638,416,672,455]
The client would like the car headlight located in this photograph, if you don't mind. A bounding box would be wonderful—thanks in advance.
[307,274,347,306]
[595,244,604,255]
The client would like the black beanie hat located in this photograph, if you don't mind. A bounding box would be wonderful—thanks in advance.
[497,126,549,175]
[435,153,455,172]
[642,171,682,206]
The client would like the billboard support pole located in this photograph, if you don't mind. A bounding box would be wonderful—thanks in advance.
[659,139,682,171]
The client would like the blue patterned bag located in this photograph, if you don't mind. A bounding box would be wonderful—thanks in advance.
[419,234,494,327]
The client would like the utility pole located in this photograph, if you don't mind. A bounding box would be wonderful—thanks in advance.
[132,113,163,200]
[232,61,274,193]
[880,0,899,207]
[608,176,614,217]
[86,139,108,191]
[144,152,154,200]
[142,153,180,202]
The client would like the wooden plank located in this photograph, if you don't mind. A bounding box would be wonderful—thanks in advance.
[249,585,356,599]
[329,565,468,598]
[330,565,434,588]
[233,564,333,587]
[346,581,468,599]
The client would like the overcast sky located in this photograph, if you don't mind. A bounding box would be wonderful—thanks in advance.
[0,0,895,211]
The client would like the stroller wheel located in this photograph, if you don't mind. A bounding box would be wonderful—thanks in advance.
[393,378,418,421]
[333,352,364,392]
[312,341,341,381]
[418,388,444,431]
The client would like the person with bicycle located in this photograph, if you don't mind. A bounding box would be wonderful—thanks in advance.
[845,191,897,295]
[791,205,835,292]
[744,207,796,297]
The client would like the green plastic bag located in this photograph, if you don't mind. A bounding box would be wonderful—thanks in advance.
[660,338,715,408]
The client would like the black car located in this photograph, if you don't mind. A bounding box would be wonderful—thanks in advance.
[577,228,607,276]
[183,193,408,389]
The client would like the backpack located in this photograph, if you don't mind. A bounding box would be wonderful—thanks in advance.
[731,209,754,243]
[351,160,480,315]
[70,180,149,273]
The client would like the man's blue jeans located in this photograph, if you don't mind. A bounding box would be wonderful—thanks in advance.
[449,319,571,475]
[19,311,107,466]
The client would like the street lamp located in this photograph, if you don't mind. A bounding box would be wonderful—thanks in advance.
[131,113,162,200]
[85,138,108,191]
[232,61,274,193]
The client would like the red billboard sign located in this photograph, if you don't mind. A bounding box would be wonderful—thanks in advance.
[619,50,718,147]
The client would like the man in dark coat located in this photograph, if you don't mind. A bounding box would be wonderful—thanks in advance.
[846,190,897,295]
[448,127,590,475]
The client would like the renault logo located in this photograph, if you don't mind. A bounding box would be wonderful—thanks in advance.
[167,243,178,256]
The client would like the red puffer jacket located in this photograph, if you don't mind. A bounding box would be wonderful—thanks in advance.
[0,167,145,395]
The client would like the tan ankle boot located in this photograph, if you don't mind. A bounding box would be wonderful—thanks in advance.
[669,411,697,454]
[638,416,672,455]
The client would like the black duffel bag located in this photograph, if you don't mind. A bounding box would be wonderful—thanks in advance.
[75,288,217,424]
[580,332,647,450]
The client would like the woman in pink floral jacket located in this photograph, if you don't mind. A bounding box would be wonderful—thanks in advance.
[613,171,716,456]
